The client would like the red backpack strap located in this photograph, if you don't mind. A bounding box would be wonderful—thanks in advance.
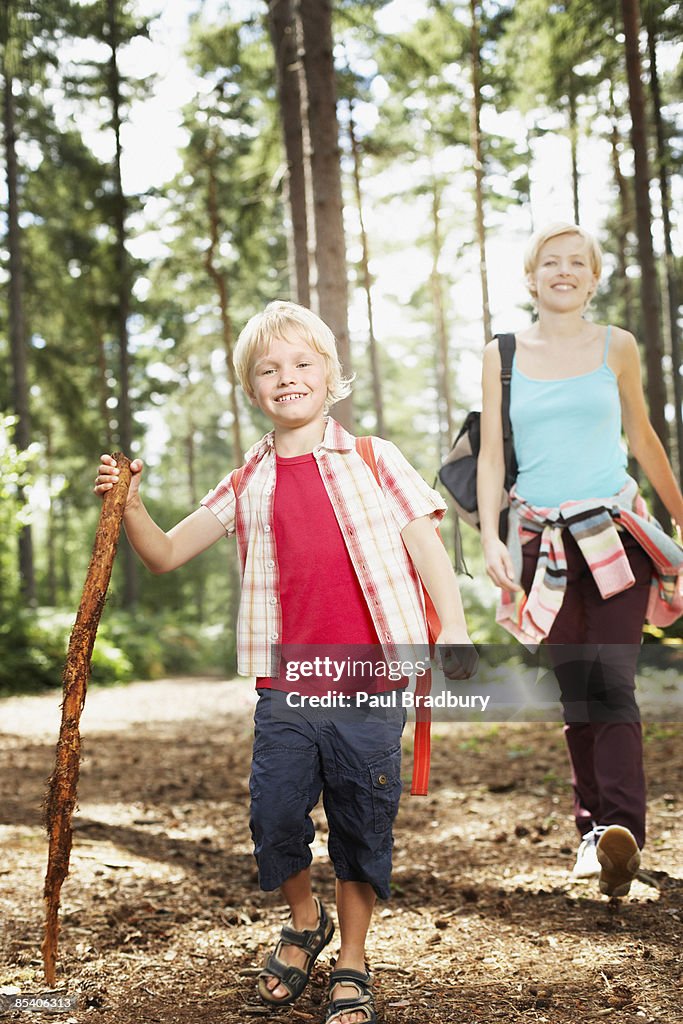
[355,436,441,643]
[355,435,437,796]
[230,466,246,498]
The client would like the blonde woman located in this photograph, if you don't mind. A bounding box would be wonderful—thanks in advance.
[478,224,683,897]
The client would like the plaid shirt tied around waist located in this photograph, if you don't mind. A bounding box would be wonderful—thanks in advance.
[200,418,447,677]
[498,476,683,646]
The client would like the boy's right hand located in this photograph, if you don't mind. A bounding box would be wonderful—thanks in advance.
[483,536,522,593]
[94,454,143,508]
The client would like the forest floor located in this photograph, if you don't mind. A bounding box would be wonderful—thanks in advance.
[0,676,681,1024]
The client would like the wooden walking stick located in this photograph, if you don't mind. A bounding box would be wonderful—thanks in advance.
[42,453,132,986]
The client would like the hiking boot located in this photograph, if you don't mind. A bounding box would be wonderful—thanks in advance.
[596,825,640,897]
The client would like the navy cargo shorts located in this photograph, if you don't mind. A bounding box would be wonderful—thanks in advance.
[249,688,406,900]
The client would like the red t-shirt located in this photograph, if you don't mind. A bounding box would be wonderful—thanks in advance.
[258,453,385,693]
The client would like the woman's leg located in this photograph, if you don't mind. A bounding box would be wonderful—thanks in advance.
[522,535,598,837]
[577,533,652,847]
[523,532,650,846]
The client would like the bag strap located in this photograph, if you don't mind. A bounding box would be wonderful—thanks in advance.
[495,332,515,443]
[494,333,518,489]
[355,435,435,797]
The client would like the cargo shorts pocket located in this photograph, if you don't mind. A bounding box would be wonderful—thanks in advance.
[368,747,402,833]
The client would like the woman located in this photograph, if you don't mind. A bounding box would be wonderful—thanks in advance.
[478,222,683,897]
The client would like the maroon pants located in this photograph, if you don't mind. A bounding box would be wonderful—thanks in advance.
[522,531,652,848]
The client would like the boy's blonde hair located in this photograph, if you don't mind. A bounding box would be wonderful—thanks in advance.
[524,222,603,300]
[234,300,353,409]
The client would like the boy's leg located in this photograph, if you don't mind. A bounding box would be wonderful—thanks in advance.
[320,704,405,1022]
[250,691,330,1001]
[331,880,376,1023]
[261,867,320,999]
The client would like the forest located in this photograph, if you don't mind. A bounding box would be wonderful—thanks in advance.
[1,0,682,686]
[2,4,683,1024]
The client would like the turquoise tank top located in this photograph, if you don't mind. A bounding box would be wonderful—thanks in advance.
[510,326,628,506]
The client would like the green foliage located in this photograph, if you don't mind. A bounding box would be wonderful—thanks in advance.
[0,607,233,697]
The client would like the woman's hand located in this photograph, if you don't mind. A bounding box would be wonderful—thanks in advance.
[94,453,143,509]
[483,535,522,593]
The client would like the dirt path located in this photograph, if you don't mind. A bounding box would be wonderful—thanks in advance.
[1,677,681,1024]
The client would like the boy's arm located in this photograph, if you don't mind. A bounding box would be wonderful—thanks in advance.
[401,515,471,644]
[96,454,226,574]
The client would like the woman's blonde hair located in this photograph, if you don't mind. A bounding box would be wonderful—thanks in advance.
[524,222,603,300]
[233,300,353,409]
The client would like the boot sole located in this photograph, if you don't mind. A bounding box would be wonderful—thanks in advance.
[596,826,640,897]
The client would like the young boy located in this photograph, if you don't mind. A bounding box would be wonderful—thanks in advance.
[95,301,473,1024]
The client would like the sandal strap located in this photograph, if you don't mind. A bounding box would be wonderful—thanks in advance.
[279,898,333,956]
[326,969,375,1024]
[328,968,372,991]
[259,953,307,997]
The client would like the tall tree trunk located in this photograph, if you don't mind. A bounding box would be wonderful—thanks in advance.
[469,0,491,345]
[348,100,384,437]
[204,138,244,463]
[267,0,310,306]
[297,0,353,429]
[46,425,57,606]
[645,9,682,481]
[429,174,454,455]
[3,70,35,601]
[607,85,636,331]
[568,76,580,225]
[107,0,137,605]
[96,326,113,453]
[621,0,670,527]
[185,424,205,623]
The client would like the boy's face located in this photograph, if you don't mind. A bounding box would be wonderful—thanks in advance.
[250,331,329,430]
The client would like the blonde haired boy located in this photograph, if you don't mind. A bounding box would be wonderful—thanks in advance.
[96,300,473,1024]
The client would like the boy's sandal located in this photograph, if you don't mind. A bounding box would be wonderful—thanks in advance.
[325,968,376,1024]
[257,897,334,1005]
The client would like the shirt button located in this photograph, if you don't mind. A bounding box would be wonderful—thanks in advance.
[270,632,279,641]
[267,560,275,568]
[264,524,271,533]
[268,596,277,605]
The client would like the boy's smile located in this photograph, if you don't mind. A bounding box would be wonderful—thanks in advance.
[251,332,329,435]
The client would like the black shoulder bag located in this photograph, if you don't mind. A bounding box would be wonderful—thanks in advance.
[438,333,517,545]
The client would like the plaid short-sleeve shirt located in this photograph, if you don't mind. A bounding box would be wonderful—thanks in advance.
[200,418,446,677]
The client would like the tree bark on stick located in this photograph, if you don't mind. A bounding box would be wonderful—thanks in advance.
[42,453,132,986]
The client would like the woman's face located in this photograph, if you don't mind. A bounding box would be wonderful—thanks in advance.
[530,234,598,313]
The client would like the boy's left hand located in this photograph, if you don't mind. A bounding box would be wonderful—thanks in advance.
[435,630,479,680]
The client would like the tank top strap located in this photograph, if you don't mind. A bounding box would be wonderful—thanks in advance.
[602,324,612,365]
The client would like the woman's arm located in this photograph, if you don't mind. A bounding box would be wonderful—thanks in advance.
[477,341,521,591]
[615,330,683,531]
[95,454,227,573]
